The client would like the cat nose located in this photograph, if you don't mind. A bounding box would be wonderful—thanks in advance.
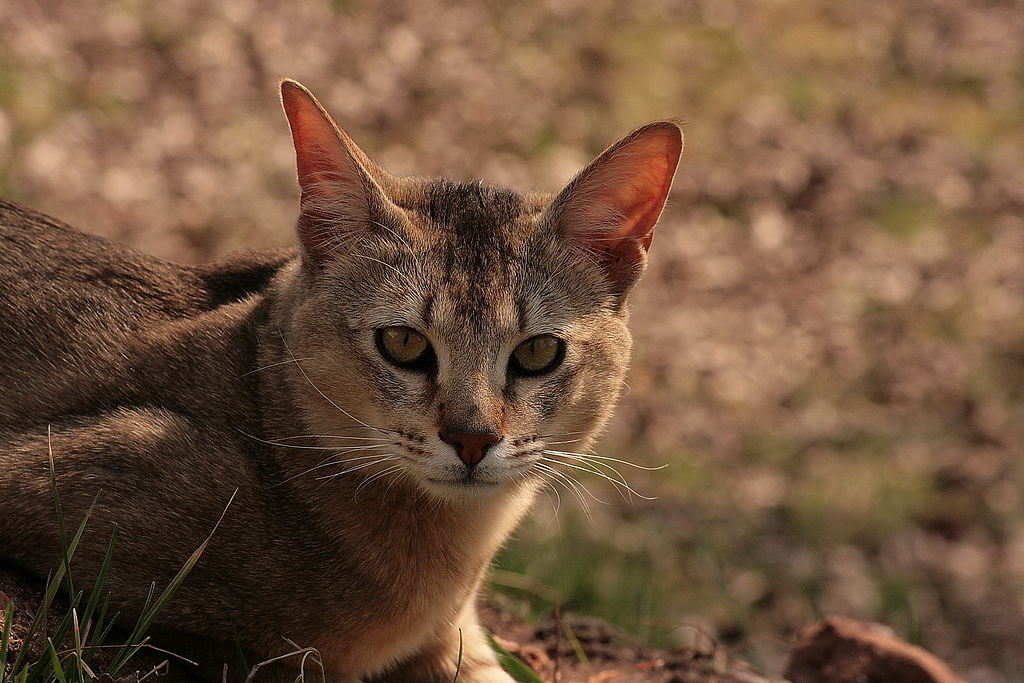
[440,430,502,467]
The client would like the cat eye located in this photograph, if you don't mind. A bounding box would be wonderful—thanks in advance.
[510,335,565,376]
[376,326,433,370]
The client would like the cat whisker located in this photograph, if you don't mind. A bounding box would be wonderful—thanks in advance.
[541,453,632,493]
[318,457,400,484]
[353,463,405,498]
[533,462,596,520]
[542,449,668,472]
[237,357,315,378]
[541,453,656,502]
[536,430,590,440]
[274,441,391,452]
[351,253,406,279]
[305,425,400,433]
[278,451,396,486]
[530,466,565,501]
[278,331,396,436]
[308,445,393,465]
[547,466,597,521]
[315,232,353,257]
[380,464,411,502]
[369,220,422,272]
[238,430,391,452]
[266,434,391,443]
[544,452,662,501]
[530,471,563,525]
[542,486,563,528]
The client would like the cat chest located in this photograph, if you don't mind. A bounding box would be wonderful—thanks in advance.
[314,547,485,675]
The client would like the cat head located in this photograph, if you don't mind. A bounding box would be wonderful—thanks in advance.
[277,79,681,503]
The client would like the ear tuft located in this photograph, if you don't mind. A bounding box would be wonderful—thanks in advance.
[548,122,683,293]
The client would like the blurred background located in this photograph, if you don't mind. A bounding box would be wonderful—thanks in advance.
[1,0,1022,680]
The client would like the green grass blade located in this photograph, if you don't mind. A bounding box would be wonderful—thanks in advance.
[82,526,117,629]
[48,591,83,650]
[71,609,85,683]
[44,639,67,683]
[108,489,238,674]
[25,591,83,683]
[94,605,120,652]
[485,633,544,683]
[48,429,76,603]
[107,578,154,673]
[110,636,153,676]
[90,603,122,671]
[1,598,14,679]
[562,622,589,667]
[137,582,156,625]
[10,496,95,676]
[81,530,117,669]
[231,625,249,676]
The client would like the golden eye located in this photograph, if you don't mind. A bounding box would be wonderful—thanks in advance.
[377,326,432,368]
[511,335,565,376]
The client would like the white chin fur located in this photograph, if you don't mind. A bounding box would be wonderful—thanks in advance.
[419,475,507,501]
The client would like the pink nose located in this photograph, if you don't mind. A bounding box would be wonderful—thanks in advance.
[440,430,502,467]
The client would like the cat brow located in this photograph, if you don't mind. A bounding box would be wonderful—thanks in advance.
[421,293,435,328]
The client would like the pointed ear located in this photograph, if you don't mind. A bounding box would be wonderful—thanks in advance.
[546,122,682,292]
[280,79,390,264]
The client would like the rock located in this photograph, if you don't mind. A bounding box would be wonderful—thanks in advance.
[786,616,966,683]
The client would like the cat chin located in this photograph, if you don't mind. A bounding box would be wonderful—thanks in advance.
[419,476,511,502]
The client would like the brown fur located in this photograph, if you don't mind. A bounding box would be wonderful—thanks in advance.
[0,80,681,681]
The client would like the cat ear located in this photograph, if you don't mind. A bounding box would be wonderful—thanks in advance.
[280,79,390,264]
[547,122,682,292]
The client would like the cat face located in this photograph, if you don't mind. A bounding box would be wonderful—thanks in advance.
[278,80,681,502]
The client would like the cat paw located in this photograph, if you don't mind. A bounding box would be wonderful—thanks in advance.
[456,665,516,683]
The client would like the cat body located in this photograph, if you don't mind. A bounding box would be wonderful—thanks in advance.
[0,81,681,681]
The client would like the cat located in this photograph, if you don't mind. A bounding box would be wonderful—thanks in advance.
[0,79,682,682]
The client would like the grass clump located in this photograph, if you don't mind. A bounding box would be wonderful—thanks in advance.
[0,435,232,683]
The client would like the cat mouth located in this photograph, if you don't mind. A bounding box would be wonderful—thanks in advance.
[427,477,499,488]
